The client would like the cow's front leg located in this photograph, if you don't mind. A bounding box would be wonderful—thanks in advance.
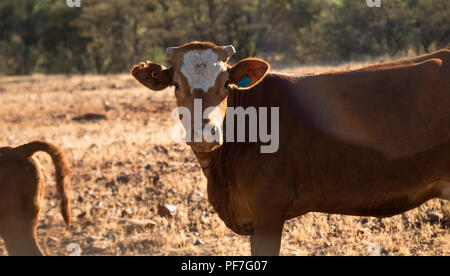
[247,173,295,256]
[250,201,287,256]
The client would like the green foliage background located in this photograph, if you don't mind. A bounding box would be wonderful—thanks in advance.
[0,0,448,75]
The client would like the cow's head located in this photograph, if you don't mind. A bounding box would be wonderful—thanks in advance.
[131,41,269,152]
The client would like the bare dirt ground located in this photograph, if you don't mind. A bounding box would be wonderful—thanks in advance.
[0,62,448,256]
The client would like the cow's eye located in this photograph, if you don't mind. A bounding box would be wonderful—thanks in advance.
[224,80,230,89]
[173,82,180,90]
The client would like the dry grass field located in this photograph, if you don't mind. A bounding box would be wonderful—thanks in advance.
[0,61,448,256]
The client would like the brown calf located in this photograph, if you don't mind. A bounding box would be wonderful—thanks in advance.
[132,42,449,255]
[0,141,71,256]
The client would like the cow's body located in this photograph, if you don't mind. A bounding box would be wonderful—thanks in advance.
[197,51,450,246]
[132,45,449,255]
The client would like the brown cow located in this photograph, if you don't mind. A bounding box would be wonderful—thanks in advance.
[132,42,450,255]
[0,141,71,256]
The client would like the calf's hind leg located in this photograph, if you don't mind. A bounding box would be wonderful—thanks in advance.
[1,166,44,256]
[2,216,42,256]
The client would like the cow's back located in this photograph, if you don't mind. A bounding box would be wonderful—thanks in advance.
[285,56,449,159]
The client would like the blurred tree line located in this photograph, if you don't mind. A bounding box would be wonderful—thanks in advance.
[0,0,448,75]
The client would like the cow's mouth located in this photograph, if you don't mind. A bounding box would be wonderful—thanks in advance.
[189,143,221,153]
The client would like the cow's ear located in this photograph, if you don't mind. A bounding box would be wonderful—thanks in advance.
[131,61,173,91]
[228,58,270,90]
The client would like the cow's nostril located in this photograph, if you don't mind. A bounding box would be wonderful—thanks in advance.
[193,128,203,142]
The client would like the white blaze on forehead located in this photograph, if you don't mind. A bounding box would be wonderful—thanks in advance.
[180,49,226,93]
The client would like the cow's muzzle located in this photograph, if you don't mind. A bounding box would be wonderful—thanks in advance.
[187,123,223,152]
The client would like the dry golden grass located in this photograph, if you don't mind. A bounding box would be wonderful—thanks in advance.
[0,62,448,256]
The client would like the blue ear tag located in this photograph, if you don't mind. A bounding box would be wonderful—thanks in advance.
[238,75,251,88]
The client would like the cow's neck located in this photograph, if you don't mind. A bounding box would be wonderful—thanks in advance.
[191,144,250,234]
[192,149,222,176]
[189,89,253,235]
[191,86,244,176]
